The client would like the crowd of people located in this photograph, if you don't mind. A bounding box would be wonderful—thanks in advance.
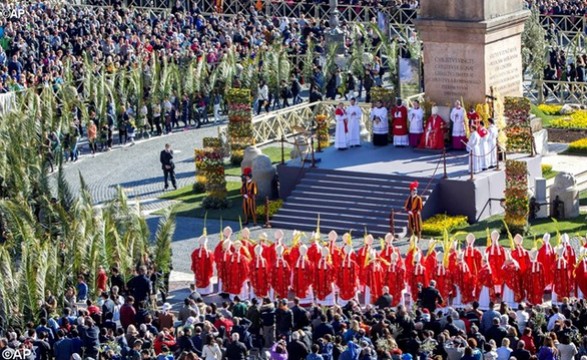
[8,225,587,360]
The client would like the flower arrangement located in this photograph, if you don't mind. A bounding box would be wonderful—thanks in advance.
[315,114,330,149]
[194,137,228,207]
[256,199,284,219]
[226,88,254,165]
[566,138,587,155]
[504,160,529,234]
[504,96,532,154]
[551,110,587,129]
[421,213,469,235]
[537,104,563,115]
[493,90,508,151]
[475,102,490,127]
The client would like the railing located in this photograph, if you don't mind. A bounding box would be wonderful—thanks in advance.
[536,80,587,105]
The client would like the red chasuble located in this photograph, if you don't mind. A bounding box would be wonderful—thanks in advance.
[191,247,215,289]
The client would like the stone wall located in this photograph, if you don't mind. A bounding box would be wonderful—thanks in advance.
[420,0,525,22]
[547,128,587,143]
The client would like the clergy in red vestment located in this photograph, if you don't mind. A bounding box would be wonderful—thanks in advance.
[241,227,255,255]
[384,252,406,307]
[418,107,445,150]
[271,244,292,300]
[391,98,409,147]
[464,234,482,277]
[502,250,525,306]
[216,238,233,293]
[292,244,314,305]
[314,247,336,305]
[512,234,530,274]
[476,255,498,309]
[424,240,439,277]
[467,107,480,130]
[380,233,402,264]
[261,230,280,270]
[525,249,546,306]
[452,252,475,307]
[285,230,302,267]
[538,233,556,290]
[226,240,251,299]
[307,232,323,264]
[432,253,452,301]
[405,236,419,275]
[552,246,574,304]
[327,230,343,268]
[575,249,587,298]
[337,244,359,306]
[364,250,385,305]
[561,233,577,267]
[357,234,374,287]
[485,230,506,294]
[191,235,215,295]
[250,244,271,299]
[407,251,428,301]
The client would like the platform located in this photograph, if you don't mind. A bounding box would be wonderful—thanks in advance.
[277,143,542,226]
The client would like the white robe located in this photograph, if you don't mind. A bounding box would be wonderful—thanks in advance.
[334,113,349,149]
[450,107,466,137]
[347,105,362,146]
[480,132,491,170]
[502,284,517,308]
[488,124,498,167]
[466,131,483,173]
[478,286,491,310]
[370,107,389,135]
[408,107,424,134]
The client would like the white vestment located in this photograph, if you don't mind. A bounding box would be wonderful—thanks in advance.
[480,132,491,170]
[408,107,424,134]
[488,124,498,167]
[450,107,466,136]
[466,131,483,173]
[370,106,389,135]
[334,112,349,149]
[347,105,362,146]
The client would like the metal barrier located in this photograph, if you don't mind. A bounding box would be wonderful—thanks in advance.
[537,80,587,105]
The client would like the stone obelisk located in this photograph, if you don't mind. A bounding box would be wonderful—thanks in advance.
[415,0,530,105]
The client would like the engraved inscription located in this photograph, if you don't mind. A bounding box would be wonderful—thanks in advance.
[487,45,522,95]
[428,56,481,98]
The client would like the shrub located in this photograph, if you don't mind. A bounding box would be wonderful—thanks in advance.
[202,196,229,209]
[192,182,206,194]
[421,214,469,235]
[537,104,563,115]
[567,138,587,155]
[541,164,558,179]
[256,199,284,219]
[551,110,587,129]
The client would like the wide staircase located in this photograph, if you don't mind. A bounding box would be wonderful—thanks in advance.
[271,168,439,237]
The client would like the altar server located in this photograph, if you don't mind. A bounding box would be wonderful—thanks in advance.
[370,100,389,146]
[347,98,362,147]
[408,100,424,148]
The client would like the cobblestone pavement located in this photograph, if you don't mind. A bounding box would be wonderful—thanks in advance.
[56,123,224,204]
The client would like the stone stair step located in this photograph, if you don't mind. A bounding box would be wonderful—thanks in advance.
[283,202,410,216]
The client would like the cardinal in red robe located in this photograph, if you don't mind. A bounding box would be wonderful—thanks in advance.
[485,230,506,293]
[407,251,428,300]
[380,233,402,264]
[561,234,577,267]
[215,239,233,293]
[525,251,546,306]
[191,236,215,294]
[575,253,587,298]
[364,250,385,304]
[357,235,374,287]
[307,233,323,264]
[476,257,498,309]
[327,231,343,269]
[226,241,251,297]
[552,249,574,304]
[384,252,406,307]
[538,233,556,289]
[502,252,525,305]
[338,245,360,305]
[452,253,476,306]
[512,234,530,274]
[314,247,336,305]
[418,108,445,150]
[432,258,453,301]
[464,234,482,278]
[250,244,271,299]
[271,245,292,300]
[292,244,314,304]
[391,99,409,147]
[467,108,480,129]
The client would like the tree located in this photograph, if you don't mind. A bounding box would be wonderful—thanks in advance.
[521,7,548,80]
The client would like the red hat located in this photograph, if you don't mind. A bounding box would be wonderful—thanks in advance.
[409,181,419,191]
[422,308,430,314]
[477,128,488,138]
[243,167,252,177]
[335,108,345,116]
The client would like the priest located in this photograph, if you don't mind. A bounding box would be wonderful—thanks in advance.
[418,106,445,150]
[271,244,292,300]
[250,244,271,299]
[346,98,362,147]
[485,230,506,295]
[408,100,424,148]
[334,102,349,150]
[370,100,389,146]
[525,249,545,306]
[391,98,409,147]
[190,235,215,295]
[385,252,407,307]
[314,247,336,306]
[538,233,556,291]
[338,244,360,306]
[450,100,466,150]
[292,244,314,305]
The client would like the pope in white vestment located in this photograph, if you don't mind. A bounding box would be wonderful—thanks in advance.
[346,98,362,147]
[450,100,466,150]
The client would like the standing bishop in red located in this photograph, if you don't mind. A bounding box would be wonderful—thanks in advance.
[191,235,215,295]
[364,250,385,305]
[575,249,587,298]
[485,230,506,294]
[552,246,574,305]
[407,251,428,303]
[327,230,343,268]
[337,244,359,306]
[452,252,475,307]
[250,244,271,299]
[512,234,530,274]
[226,240,251,300]
[525,249,546,306]
[538,233,556,291]
[292,244,314,305]
[476,255,498,310]
[432,253,452,302]
[391,98,409,147]
[314,247,336,306]
[418,106,445,150]
[384,252,407,307]
[357,234,374,289]
[271,244,292,301]
[464,234,482,278]
[381,233,402,264]
[502,250,525,308]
